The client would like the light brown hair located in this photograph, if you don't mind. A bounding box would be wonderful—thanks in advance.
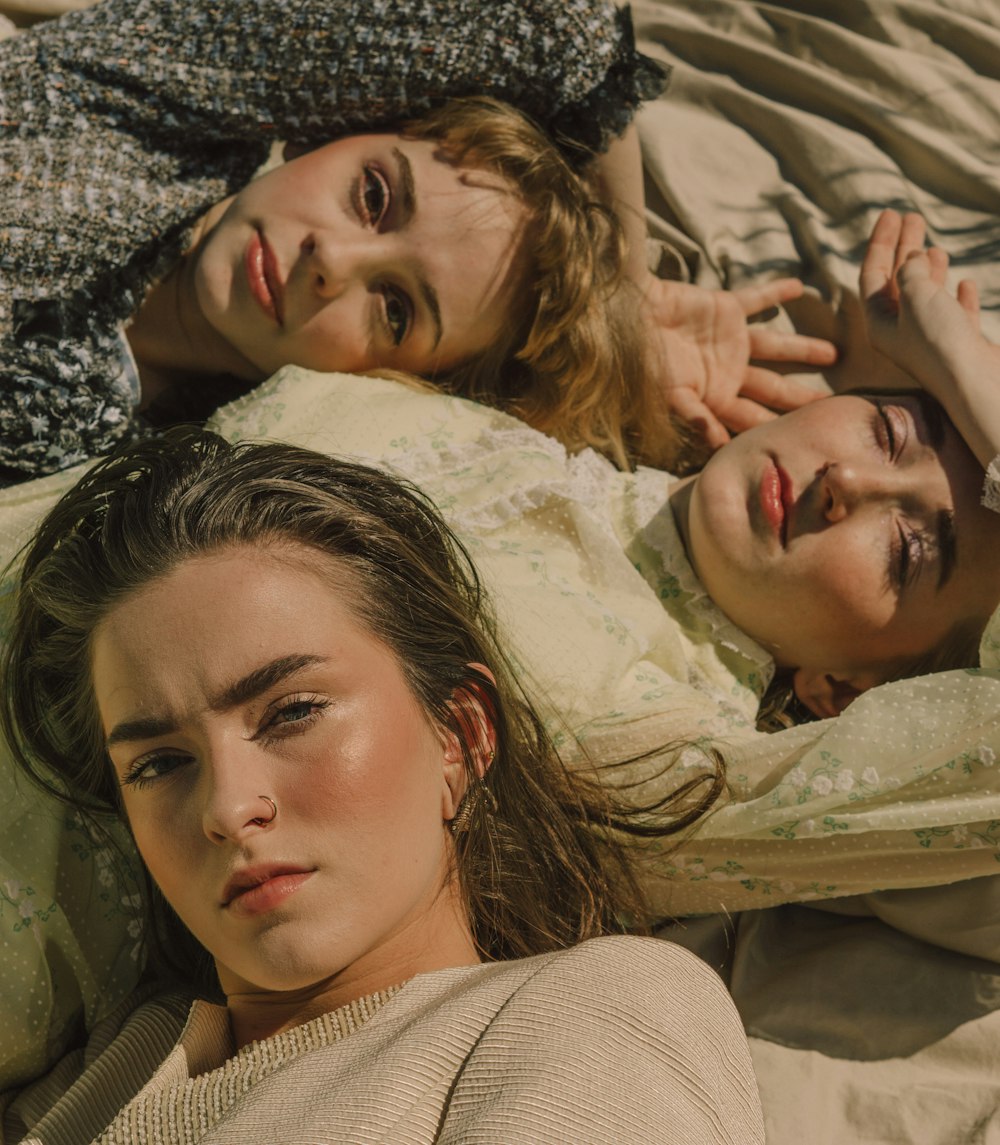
[1,429,720,992]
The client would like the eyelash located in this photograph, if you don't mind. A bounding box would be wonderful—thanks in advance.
[871,402,922,592]
[119,695,331,791]
[872,401,899,458]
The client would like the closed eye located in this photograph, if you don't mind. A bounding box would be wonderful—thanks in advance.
[872,400,907,460]
[890,522,923,594]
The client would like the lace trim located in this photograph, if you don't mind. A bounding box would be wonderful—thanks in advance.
[983,456,1000,513]
[632,469,774,684]
[550,5,669,162]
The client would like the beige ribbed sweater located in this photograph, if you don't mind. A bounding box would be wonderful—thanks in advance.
[3,937,764,1144]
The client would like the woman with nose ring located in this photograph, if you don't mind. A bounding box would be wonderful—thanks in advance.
[0,429,763,1143]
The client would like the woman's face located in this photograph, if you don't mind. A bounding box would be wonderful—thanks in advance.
[189,134,527,380]
[92,545,476,997]
[682,392,1000,698]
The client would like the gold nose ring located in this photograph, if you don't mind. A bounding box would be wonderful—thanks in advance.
[251,795,277,826]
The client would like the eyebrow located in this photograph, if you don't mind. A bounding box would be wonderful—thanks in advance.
[105,653,329,749]
[391,146,443,351]
[935,508,957,591]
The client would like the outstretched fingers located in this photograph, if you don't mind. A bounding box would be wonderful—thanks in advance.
[860,208,904,308]
[738,366,825,413]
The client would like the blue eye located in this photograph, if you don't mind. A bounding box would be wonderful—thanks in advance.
[274,699,324,725]
[260,695,331,741]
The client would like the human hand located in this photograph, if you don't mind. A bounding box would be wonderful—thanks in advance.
[860,208,1000,469]
[859,209,996,394]
[641,275,837,451]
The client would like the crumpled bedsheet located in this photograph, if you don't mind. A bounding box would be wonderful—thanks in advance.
[634,1,1000,1140]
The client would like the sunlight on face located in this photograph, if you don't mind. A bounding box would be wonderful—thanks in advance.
[682,393,1000,683]
[190,135,527,380]
[92,545,475,998]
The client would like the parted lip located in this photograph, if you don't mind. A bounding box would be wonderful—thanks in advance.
[258,231,285,324]
[221,863,313,906]
[775,460,796,545]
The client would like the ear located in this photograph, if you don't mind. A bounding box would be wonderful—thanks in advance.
[792,668,875,719]
[440,663,498,820]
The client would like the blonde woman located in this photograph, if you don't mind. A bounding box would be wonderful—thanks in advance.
[0,0,832,480]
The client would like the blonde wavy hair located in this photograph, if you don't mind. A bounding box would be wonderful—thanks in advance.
[404,98,663,470]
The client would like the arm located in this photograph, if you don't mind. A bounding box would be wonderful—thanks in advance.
[44,0,663,152]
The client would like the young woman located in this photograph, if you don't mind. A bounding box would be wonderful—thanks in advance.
[0,0,832,481]
[0,432,763,1142]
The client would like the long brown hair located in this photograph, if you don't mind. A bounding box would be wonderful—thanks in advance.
[1,429,720,992]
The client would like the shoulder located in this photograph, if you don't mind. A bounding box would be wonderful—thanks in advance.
[503,935,742,1034]
[440,938,763,1142]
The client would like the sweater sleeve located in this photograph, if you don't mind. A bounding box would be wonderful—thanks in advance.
[440,936,765,1144]
[41,0,667,158]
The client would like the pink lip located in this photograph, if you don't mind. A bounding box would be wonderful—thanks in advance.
[760,458,794,546]
[245,231,284,324]
[222,864,314,916]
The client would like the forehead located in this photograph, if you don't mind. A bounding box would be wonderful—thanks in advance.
[92,547,372,696]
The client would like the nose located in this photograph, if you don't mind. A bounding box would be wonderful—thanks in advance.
[199,741,276,844]
[819,460,908,523]
[301,231,375,300]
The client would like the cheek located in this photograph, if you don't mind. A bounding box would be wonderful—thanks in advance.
[785,534,891,636]
[297,708,445,840]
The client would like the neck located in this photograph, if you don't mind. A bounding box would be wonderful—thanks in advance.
[221,898,481,1050]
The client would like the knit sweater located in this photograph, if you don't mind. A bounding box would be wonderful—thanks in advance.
[2,936,765,1144]
[0,0,664,483]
